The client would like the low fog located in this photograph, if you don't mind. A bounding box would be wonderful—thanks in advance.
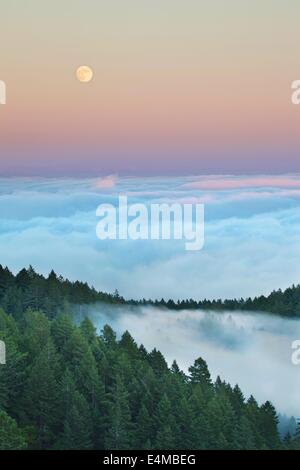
[77,304,300,417]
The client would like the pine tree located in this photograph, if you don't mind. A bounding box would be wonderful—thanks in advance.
[189,390,210,450]
[51,313,75,358]
[22,340,60,448]
[119,331,140,359]
[230,384,245,418]
[58,371,93,450]
[134,403,153,449]
[0,266,14,301]
[23,310,51,360]
[260,401,280,449]
[64,328,104,411]
[148,348,169,375]
[0,410,27,449]
[154,394,177,449]
[171,360,187,383]
[175,395,194,449]
[105,375,133,450]
[138,344,148,360]
[188,357,212,386]
[101,324,117,348]
[246,395,264,449]
[188,357,213,402]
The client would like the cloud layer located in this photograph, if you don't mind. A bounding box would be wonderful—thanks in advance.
[0,174,300,300]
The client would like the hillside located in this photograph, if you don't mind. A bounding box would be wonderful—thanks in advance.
[0,265,300,449]
[0,307,287,450]
[0,265,299,319]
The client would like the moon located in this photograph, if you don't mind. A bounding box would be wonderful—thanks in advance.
[76,65,93,83]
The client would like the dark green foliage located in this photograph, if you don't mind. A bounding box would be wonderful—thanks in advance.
[57,370,93,450]
[259,401,280,449]
[0,266,289,450]
[104,375,133,450]
[1,265,300,318]
[189,357,212,386]
[0,311,284,450]
[0,265,124,320]
[0,409,27,449]
[22,340,60,448]
[154,394,177,449]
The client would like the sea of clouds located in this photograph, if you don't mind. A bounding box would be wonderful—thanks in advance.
[0,174,300,301]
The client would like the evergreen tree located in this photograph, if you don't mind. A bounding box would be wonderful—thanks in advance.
[22,340,60,448]
[105,375,133,450]
[260,401,280,450]
[154,394,177,449]
[0,410,27,450]
[58,371,93,450]
[134,403,153,449]
[188,357,212,386]
[148,348,169,375]
[101,324,117,348]
[119,331,140,359]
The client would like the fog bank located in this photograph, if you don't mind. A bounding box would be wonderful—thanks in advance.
[79,305,300,417]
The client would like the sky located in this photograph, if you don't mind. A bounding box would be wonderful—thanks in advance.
[0,0,300,175]
[1,174,300,301]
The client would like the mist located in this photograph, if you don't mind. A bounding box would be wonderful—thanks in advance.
[78,304,300,417]
[1,175,300,302]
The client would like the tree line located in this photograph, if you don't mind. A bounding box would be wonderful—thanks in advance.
[0,265,300,319]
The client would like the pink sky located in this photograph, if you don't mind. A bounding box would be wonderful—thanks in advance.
[0,1,299,175]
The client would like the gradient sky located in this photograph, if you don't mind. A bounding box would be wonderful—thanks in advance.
[0,0,300,176]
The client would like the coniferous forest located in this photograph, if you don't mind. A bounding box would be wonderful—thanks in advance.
[0,265,299,450]
[1,265,300,319]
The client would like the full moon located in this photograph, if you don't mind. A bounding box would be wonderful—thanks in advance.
[76,65,93,83]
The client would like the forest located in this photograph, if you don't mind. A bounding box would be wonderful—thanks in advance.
[0,264,300,319]
[0,265,299,450]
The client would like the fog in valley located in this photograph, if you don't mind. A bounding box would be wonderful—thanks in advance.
[77,305,300,418]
